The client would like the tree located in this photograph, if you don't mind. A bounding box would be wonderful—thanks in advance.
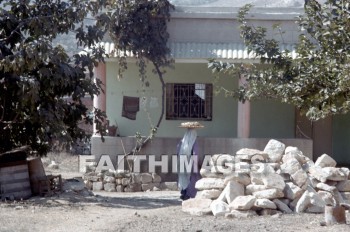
[0,0,174,156]
[106,0,174,155]
[0,0,111,155]
[209,0,350,121]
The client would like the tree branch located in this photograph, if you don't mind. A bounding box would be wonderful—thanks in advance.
[122,63,165,160]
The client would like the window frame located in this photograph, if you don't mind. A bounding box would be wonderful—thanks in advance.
[165,82,213,121]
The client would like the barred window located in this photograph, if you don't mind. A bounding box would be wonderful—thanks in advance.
[166,83,212,120]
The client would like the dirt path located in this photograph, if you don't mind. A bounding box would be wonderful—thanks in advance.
[1,190,350,232]
[1,154,349,232]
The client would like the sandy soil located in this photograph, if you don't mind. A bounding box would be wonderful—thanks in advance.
[1,153,350,232]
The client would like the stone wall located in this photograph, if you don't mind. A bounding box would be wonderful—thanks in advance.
[83,170,178,193]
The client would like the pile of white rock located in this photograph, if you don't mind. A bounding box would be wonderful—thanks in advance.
[182,139,350,217]
[83,171,178,192]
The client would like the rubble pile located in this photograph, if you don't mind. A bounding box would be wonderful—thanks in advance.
[83,171,178,192]
[183,139,350,217]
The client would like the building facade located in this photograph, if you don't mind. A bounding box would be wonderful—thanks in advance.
[91,1,350,167]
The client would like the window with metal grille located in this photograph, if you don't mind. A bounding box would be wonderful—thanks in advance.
[166,83,213,120]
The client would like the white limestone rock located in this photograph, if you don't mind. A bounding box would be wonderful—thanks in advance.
[84,180,93,190]
[128,183,142,192]
[308,166,328,182]
[307,192,326,213]
[295,186,326,213]
[200,167,224,179]
[289,195,301,211]
[279,173,292,182]
[340,167,350,178]
[306,176,320,189]
[210,200,230,217]
[210,154,235,168]
[152,173,162,183]
[140,173,153,184]
[116,178,122,185]
[291,169,308,188]
[116,185,124,192]
[261,173,286,191]
[131,173,142,184]
[295,190,311,213]
[336,180,350,192]
[196,189,222,200]
[234,162,251,174]
[252,189,284,199]
[284,146,305,163]
[250,163,276,174]
[220,180,244,204]
[92,181,103,191]
[273,199,293,214]
[333,190,346,205]
[121,178,131,186]
[250,172,264,185]
[83,173,99,182]
[123,186,134,192]
[302,160,315,172]
[284,146,301,155]
[263,139,286,163]
[305,205,324,213]
[224,173,251,186]
[104,176,116,183]
[104,183,116,192]
[280,158,302,175]
[316,182,337,192]
[314,154,337,168]
[229,195,256,211]
[141,183,160,191]
[318,191,336,206]
[236,148,267,161]
[340,192,350,204]
[284,182,304,200]
[323,167,348,181]
[254,198,277,209]
[195,178,225,190]
[266,163,280,171]
[159,182,178,191]
[245,184,268,195]
[182,198,213,216]
[211,165,234,175]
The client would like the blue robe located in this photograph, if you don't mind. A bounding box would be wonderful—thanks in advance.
[177,140,201,200]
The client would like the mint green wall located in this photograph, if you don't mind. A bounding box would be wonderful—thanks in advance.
[250,100,295,138]
[332,114,350,165]
[106,62,238,138]
[106,62,296,139]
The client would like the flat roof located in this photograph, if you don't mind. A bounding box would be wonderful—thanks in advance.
[170,0,326,8]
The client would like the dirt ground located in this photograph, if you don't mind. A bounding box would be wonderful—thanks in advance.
[1,153,350,232]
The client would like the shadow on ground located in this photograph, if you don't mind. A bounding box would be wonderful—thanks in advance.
[2,190,182,210]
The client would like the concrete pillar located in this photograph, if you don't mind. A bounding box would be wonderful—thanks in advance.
[237,76,250,138]
[93,62,106,133]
